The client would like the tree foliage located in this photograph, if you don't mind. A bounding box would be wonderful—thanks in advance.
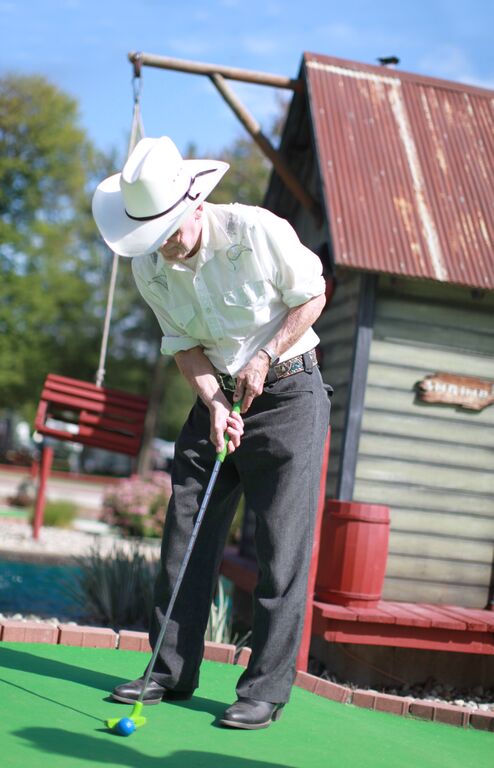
[0,74,157,422]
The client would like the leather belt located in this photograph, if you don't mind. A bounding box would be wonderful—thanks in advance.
[215,349,318,392]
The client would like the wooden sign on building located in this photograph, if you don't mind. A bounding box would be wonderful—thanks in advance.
[416,373,494,411]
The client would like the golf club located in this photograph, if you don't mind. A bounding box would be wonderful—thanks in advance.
[106,400,242,735]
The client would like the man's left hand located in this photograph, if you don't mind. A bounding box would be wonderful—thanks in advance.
[233,352,271,412]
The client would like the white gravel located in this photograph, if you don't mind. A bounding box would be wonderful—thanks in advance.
[0,519,160,562]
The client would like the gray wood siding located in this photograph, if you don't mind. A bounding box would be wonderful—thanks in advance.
[353,277,494,607]
[315,270,361,497]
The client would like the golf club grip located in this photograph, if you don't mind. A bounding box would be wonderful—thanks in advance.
[216,401,242,463]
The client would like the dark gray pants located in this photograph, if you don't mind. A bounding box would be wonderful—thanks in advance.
[148,365,331,704]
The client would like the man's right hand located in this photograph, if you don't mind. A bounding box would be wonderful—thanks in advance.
[233,351,271,413]
[209,398,244,455]
[174,346,244,454]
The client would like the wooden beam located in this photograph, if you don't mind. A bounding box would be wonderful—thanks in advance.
[128,51,303,91]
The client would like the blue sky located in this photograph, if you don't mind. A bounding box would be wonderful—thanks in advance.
[1,0,492,161]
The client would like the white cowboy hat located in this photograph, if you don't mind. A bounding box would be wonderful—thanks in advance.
[92,136,229,257]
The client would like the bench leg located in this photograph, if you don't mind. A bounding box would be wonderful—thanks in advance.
[32,445,54,540]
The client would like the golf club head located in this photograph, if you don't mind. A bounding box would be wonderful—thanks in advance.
[106,715,147,730]
[106,703,147,730]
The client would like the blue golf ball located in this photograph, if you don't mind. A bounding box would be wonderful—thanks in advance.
[115,717,136,736]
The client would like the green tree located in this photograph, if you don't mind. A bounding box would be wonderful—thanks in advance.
[0,74,157,423]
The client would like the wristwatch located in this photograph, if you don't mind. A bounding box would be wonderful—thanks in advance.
[259,346,279,367]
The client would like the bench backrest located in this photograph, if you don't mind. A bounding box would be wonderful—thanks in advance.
[35,374,148,456]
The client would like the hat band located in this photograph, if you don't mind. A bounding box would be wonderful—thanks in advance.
[124,168,218,222]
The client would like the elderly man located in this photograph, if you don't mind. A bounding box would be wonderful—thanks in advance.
[92,136,330,729]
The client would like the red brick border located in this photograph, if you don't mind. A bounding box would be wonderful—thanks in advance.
[235,646,252,667]
[294,670,319,693]
[314,677,352,704]
[118,630,152,653]
[1,621,492,732]
[374,693,412,717]
[203,640,236,664]
[352,689,377,709]
[291,670,494,733]
[58,624,117,649]
[470,711,494,732]
[1,620,59,644]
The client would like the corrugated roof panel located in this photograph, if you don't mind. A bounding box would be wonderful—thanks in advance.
[304,53,494,290]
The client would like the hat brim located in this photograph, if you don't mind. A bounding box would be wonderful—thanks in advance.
[92,159,229,258]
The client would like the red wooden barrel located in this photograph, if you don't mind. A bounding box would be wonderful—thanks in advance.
[315,500,390,607]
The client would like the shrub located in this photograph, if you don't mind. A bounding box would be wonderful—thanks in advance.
[29,499,78,528]
[64,541,250,645]
[64,541,160,629]
[101,472,171,538]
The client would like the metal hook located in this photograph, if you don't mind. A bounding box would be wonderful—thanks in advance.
[131,51,143,79]
[131,52,143,102]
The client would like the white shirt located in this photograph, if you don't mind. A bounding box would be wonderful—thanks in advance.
[132,203,326,376]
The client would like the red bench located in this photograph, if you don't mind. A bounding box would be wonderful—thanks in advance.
[35,374,148,455]
[312,600,494,655]
[32,374,148,538]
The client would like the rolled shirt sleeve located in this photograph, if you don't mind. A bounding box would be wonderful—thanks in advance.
[255,207,326,308]
[131,259,199,356]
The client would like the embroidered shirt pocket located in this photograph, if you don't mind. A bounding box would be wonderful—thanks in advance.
[223,280,270,308]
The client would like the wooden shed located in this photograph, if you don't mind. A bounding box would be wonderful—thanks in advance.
[128,49,494,680]
[261,52,494,612]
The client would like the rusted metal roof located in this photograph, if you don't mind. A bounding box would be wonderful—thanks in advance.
[303,53,494,290]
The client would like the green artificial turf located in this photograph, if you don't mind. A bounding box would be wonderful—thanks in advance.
[0,642,491,768]
[0,506,29,519]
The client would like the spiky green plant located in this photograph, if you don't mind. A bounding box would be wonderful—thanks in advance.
[64,541,253,650]
[205,577,231,643]
[63,541,160,629]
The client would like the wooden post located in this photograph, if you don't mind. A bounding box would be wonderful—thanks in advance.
[296,427,331,672]
[338,273,376,499]
[32,445,54,540]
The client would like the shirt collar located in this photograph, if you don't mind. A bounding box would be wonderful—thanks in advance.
[155,203,231,274]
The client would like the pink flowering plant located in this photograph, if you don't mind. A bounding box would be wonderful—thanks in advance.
[101,471,172,538]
